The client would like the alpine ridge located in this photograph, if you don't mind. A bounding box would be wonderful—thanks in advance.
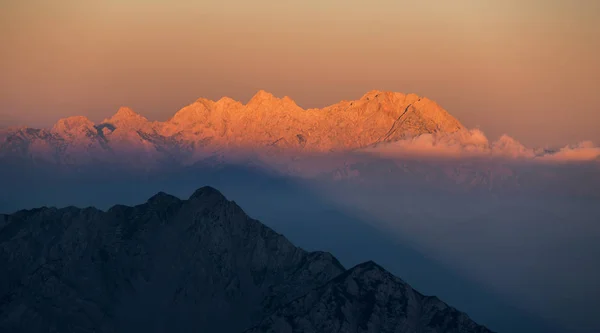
[2,90,597,200]
[0,90,464,165]
[0,186,494,333]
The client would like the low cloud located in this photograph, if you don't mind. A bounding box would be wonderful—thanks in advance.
[536,141,600,162]
[361,129,532,159]
[361,128,599,163]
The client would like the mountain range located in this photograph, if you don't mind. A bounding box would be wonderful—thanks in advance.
[0,186,494,333]
[1,91,598,333]
[0,90,465,166]
[2,90,598,200]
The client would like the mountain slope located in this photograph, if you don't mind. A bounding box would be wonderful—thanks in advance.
[246,261,493,333]
[0,187,344,333]
[0,186,493,333]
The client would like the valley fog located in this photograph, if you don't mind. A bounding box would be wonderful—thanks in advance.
[2,154,598,333]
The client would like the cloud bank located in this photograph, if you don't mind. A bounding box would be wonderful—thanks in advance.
[362,128,600,163]
[536,141,600,162]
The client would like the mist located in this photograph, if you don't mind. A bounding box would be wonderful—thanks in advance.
[311,173,600,333]
[2,148,599,333]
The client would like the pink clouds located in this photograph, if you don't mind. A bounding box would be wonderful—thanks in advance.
[361,128,599,163]
[362,129,530,159]
[537,141,600,162]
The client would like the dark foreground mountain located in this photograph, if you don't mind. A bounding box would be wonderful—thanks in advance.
[0,186,493,333]
[247,261,493,333]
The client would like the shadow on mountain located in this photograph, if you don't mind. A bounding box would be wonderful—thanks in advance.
[0,160,564,333]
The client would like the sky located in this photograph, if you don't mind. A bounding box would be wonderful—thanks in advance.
[1,0,599,147]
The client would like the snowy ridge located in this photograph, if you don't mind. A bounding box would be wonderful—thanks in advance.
[0,90,465,166]
[1,90,597,200]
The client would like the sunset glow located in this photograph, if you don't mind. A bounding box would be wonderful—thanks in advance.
[1,2,599,333]
[1,0,599,147]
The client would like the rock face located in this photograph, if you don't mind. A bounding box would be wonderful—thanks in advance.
[0,186,494,333]
[0,187,344,332]
[0,90,464,165]
[247,261,493,333]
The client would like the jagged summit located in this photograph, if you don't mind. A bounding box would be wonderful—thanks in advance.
[114,187,228,207]
[102,107,150,129]
[51,115,96,134]
[146,191,181,205]
[112,106,138,118]
[216,96,243,106]
[352,259,383,270]
[247,89,277,104]
[189,185,227,201]
[245,90,303,110]
[1,90,469,163]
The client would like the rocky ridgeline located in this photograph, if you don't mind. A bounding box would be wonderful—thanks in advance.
[0,186,494,333]
[0,90,463,165]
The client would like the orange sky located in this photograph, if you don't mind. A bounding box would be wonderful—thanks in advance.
[1,0,599,147]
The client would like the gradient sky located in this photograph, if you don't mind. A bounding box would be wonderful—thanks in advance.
[1,0,599,147]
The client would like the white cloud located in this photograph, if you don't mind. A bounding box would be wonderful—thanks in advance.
[362,129,533,159]
[360,128,599,163]
[536,141,600,162]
